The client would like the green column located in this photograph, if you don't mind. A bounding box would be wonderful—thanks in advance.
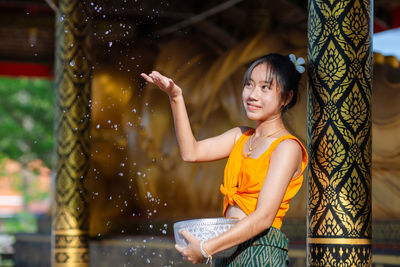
[51,0,91,266]
[307,0,372,265]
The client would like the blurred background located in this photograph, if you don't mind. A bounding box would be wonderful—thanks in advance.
[0,0,399,266]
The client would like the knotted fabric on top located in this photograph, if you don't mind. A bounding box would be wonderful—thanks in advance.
[220,129,308,230]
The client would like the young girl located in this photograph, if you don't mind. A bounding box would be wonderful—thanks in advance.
[141,53,308,266]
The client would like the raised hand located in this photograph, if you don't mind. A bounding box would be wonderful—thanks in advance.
[141,71,182,98]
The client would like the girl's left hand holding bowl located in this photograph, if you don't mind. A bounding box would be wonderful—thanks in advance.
[175,230,205,264]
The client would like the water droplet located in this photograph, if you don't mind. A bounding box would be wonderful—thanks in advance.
[69,60,75,67]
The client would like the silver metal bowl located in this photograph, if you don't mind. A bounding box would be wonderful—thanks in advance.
[173,217,239,258]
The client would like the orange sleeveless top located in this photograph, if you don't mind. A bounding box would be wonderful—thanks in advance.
[220,129,308,230]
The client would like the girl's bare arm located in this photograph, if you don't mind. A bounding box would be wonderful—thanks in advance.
[141,71,244,162]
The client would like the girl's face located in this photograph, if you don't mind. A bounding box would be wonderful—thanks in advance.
[242,63,285,122]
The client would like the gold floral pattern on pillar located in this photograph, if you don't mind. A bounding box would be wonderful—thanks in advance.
[307,0,372,265]
[309,246,370,266]
[52,0,91,266]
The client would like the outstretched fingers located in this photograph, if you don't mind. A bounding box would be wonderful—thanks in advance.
[140,73,154,83]
[151,72,170,88]
[140,71,163,84]
[141,71,181,97]
[141,71,168,89]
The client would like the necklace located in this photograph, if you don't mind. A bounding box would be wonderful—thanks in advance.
[247,127,284,156]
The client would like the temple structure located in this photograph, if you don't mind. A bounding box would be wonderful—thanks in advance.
[0,0,399,266]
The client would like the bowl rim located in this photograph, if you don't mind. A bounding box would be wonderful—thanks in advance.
[173,217,239,229]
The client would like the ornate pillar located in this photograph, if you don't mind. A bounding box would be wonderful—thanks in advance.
[52,0,91,266]
[307,0,372,266]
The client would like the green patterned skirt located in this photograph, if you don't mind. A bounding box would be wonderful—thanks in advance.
[214,227,289,267]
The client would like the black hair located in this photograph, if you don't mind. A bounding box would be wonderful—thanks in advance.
[243,53,302,112]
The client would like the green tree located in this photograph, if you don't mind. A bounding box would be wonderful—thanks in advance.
[0,77,54,167]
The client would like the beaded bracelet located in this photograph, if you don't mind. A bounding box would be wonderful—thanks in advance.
[199,240,213,264]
